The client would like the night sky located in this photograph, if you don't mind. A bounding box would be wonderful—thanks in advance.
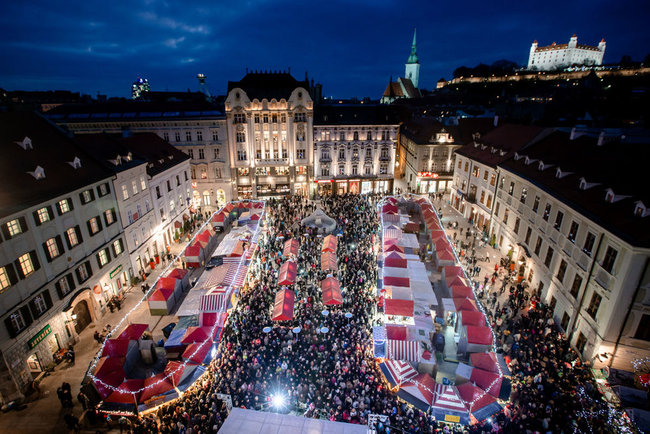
[1,0,648,99]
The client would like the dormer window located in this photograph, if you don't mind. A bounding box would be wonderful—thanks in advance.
[480,145,487,150]
[513,153,523,161]
[499,150,506,156]
[16,136,33,150]
[68,156,82,169]
[28,166,45,180]
[579,179,587,190]
[555,168,572,179]
[538,161,552,171]
[635,202,648,217]
[126,152,132,161]
[605,190,614,203]
[490,147,497,154]
[524,157,537,166]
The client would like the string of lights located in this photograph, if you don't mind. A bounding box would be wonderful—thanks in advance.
[86,201,266,396]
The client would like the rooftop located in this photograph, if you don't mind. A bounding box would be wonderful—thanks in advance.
[500,131,650,247]
[0,112,114,219]
[227,71,309,101]
[46,100,224,121]
[401,117,496,145]
[313,104,403,125]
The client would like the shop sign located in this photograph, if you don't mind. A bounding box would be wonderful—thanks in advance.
[417,171,439,178]
[93,285,102,294]
[109,264,123,279]
[27,324,51,350]
[444,415,460,423]
[191,181,198,189]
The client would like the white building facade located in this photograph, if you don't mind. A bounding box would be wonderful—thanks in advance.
[528,35,606,71]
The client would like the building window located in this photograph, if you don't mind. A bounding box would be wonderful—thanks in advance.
[365,166,372,175]
[80,189,94,204]
[36,207,50,224]
[339,148,345,160]
[198,149,205,159]
[554,211,564,231]
[561,312,570,331]
[381,148,389,159]
[534,237,543,256]
[186,131,192,142]
[486,195,492,208]
[215,168,222,178]
[338,165,345,176]
[532,196,540,213]
[122,184,129,200]
[98,249,109,267]
[601,246,618,274]
[163,132,169,142]
[479,191,485,204]
[567,221,579,243]
[524,227,532,245]
[131,180,138,195]
[167,180,172,192]
[457,160,462,169]
[104,209,116,226]
[576,332,587,354]
[197,130,203,141]
[494,202,500,217]
[66,227,80,248]
[188,149,194,159]
[353,131,359,141]
[140,176,147,191]
[19,252,35,276]
[6,219,22,237]
[367,131,372,140]
[169,200,175,212]
[583,232,596,256]
[352,165,358,175]
[340,132,345,141]
[76,262,91,283]
[483,170,489,181]
[213,148,219,159]
[263,114,269,123]
[634,315,650,341]
[297,149,305,159]
[9,310,27,334]
[237,150,247,161]
[191,167,196,179]
[379,164,388,175]
[556,259,567,282]
[321,167,330,177]
[464,162,469,172]
[212,131,219,141]
[543,203,551,221]
[520,188,527,203]
[514,217,520,234]
[544,247,554,268]
[587,292,602,319]
[56,275,73,298]
[294,112,306,122]
[236,132,246,143]
[0,267,10,291]
[254,114,260,123]
[113,239,124,256]
[472,167,479,177]
[570,274,583,299]
[489,174,496,186]
[503,208,509,224]
[45,237,60,259]
[201,168,207,179]
[88,217,100,235]
[175,132,181,142]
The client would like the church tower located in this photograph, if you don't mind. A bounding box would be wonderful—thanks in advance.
[405,29,420,88]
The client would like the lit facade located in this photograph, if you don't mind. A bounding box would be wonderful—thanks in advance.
[528,35,606,71]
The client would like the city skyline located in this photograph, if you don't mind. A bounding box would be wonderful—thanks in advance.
[1,0,649,98]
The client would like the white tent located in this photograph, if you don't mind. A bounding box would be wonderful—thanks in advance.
[218,408,367,434]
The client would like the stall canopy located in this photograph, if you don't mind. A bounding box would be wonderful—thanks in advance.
[384,240,405,253]
[94,369,126,399]
[321,277,343,305]
[320,252,338,272]
[470,368,503,399]
[94,356,125,379]
[459,310,486,327]
[195,231,211,248]
[182,341,214,365]
[384,251,407,268]
[398,373,436,411]
[431,384,471,425]
[118,324,149,341]
[385,197,398,204]
[167,268,189,281]
[386,324,408,340]
[469,352,500,373]
[211,211,226,223]
[101,338,133,358]
[456,383,502,422]
[199,290,229,313]
[164,361,197,387]
[384,276,410,288]
[386,340,421,362]
[272,289,295,321]
[278,261,297,286]
[454,297,478,312]
[466,326,493,346]
[379,360,418,388]
[403,222,420,233]
[224,203,235,212]
[429,230,447,241]
[184,244,202,266]
[283,239,300,257]
[382,203,398,214]
[444,266,464,278]
[157,277,180,292]
[321,235,337,253]
[451,285,475,299]
[385,298,414,317]
[436,249,456,263]
[139,373,176,403]
[104,379,144,404]
[253,201,264,209]
[181,326,214,344]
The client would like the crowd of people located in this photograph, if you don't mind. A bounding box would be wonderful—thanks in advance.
[120,194,629,434]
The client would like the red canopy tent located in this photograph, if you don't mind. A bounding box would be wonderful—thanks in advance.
[94,356,125,382]
[321,235,337,253]
[184,244,203,268]
[228,240,245,257]
[385,298,414,317]
[283,239,300,257]
[382,203,398,214]
[429,230,447,241]
[466,326,493,346]
[384,251,407,268]
[250,212,261,221]
[164,361,197,387]
[195,231,210,249]
[470,368,502,399]
[278,261,297,286]
[398,373,436,411]
[321,277,343,305]
[436,248,456,263]
[384,241,405,253]
[157,277,180,292]
[224,203,235,212]
[238,201,252,209]
[403,222,420,233]
[148,287,175,315]
[451,284,475,299]
[384,276,410,288]
[272,289,295,321]
[446,275,470,289]
[167,268,188,280]
[444,265,464,277]
[181,341,212,364]
[385,197,398,204]
[140,373,175,403]
[104,379,143,404]
[253,201,264,208]
[456,383,501,422]
[118,324,149,341]
[94,369,125,399]
[454,297,478,312]
[386,324,408,340]
[320,251,338,272]
[382,213,401,223]
[435,238,452,251]
[459,310,486,327]
[181,326,214,344]
[470,352,500,373]
[211,211,226,223]
[101,339,132,358]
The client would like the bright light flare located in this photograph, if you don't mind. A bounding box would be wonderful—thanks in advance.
[271,393,286,408]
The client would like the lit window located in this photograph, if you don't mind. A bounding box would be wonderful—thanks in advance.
[77,263,89,282]
[170,200,175,211]
[57,276,72,296]
[7,219,22,237]
[37,207,50,224]
[81,190,92,203]
[0,267,11,291]
[33,294,48,315]
[105,209,115,225]
[122,185,129,200]
[140,176,147,190]
[132,180,138,195]
[19,253,34,276]
[66,227,79,247]
[98,250,109,267]
[113,239,123,255]
[89,217,100,234]
[58,199,71,214]
[10,311,26,333]
[46,238,59,259]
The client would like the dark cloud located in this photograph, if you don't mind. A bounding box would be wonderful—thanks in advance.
[0,0,648,98]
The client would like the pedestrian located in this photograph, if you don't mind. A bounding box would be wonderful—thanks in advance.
[77,391,88,410]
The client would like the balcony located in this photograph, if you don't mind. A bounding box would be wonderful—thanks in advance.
[379,154,391,161]
[319,155,332,162]
[255,157,288,165]
[594,265,614,291]
[466,194,477,204]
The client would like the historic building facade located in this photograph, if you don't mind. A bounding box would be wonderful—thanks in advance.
[225,71,314,198]
[313,105,400,195]
[528,35,606,71]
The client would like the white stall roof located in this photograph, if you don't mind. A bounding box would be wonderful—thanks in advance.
[175,288,208,317]
[218,408,368,434]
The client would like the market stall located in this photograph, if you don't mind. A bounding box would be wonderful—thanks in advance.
[321,276,343,305]
[278,261,297,286]
[272,289,295,321]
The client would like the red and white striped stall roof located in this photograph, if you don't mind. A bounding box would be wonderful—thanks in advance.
[386,339,420,362]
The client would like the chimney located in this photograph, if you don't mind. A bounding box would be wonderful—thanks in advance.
[493,115,499,127]
[570,127,576,140]
[597,131,605,146]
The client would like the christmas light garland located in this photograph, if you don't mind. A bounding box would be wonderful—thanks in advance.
[86,201,266,396]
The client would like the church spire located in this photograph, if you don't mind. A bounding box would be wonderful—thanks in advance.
[407,28,418,64]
